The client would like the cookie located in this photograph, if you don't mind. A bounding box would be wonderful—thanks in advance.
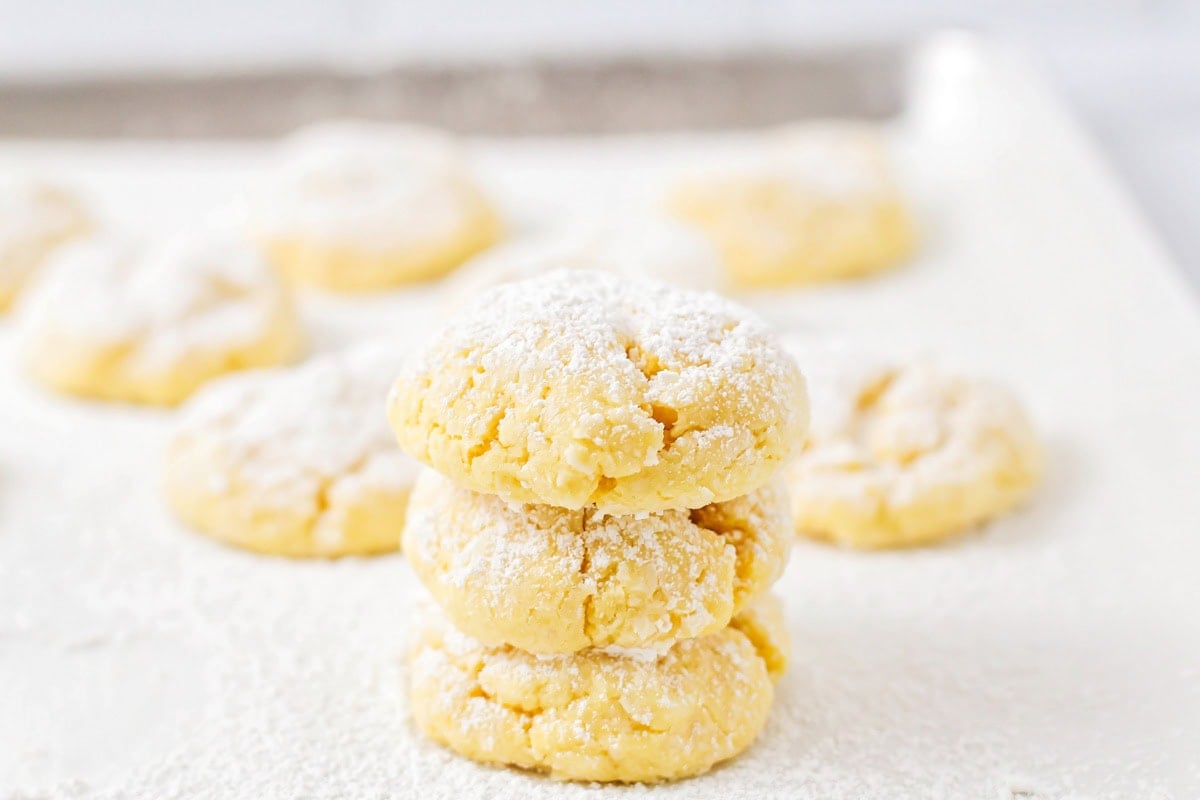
[403,469,790,654]
[166,343,419,557]
[388,269,807,513]
[408,595,788,783]
[0,179,91,311]
[445,215,725,305]
[785,339,1043,548]
[249,121,500,291]
[669,122,915,286]
[19,233,302,405]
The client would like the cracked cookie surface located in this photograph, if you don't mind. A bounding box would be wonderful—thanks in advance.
[408,595,788,783]
[785,339,1043,548]
[249,121,500,291]
[166,343,419,557]
[19,232,302,405]
[669,122,915,286]
[403,469,790,654]
[388,269,808,513]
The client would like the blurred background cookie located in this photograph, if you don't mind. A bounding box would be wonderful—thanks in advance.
[785,337,1042,548]
[670,122,915,287]
[166,343,418,557]
[18,231,302,405]
[248,121,501,292]
[0,179,91,311]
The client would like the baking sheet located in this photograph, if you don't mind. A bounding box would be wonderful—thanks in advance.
[2,34,1199,799]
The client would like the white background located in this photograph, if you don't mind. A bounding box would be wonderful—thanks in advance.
[0,0,1197,285]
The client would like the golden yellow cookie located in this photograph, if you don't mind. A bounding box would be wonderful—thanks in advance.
[18,233,301,405]
[166,343,419,557]
[445,215,725,305]
[0,179,91,311]
[669,122,915,286]
[403,469,790,654]
[249,121,500,291]
[388,269,808,513]
[408,595,788,783]
[785,339,1043,548]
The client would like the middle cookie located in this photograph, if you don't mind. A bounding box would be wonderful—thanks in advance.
[403,469,790,654]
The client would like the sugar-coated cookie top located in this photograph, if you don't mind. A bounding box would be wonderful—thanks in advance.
[19,232,291,370]
[249,121,485,249]
[173,343,419,510]
[446,215,725,301]
[0,179,90,274]
[785,337,1042,503]
[389,269,808,512]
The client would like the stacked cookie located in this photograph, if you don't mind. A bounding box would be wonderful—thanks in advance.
[388,269,808,783]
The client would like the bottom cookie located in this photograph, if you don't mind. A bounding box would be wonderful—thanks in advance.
[409,596,788,784]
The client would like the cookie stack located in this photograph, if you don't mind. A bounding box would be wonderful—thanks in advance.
[388,269,808,783]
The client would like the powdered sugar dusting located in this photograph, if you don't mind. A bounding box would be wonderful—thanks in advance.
[392,268,806,511]
[171,341,419,511]
[783,336,1042,508]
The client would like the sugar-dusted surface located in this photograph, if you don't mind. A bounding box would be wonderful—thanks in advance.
[389,268,807,513]
[2,37,1200,799]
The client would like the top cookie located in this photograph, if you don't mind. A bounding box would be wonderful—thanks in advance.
[388,269,807,512]
[248,121,500,291]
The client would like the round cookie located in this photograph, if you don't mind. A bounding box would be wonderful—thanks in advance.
[403,469,790,654]
[445,215,725,305]
[166,343,419,557]
[249,121,501,291]
[785,339,1043,548]
[388,269,808,513]
[18,233,301,405]
[669,121,916,287]
[408,595,789,783]
[0,179,91,311]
